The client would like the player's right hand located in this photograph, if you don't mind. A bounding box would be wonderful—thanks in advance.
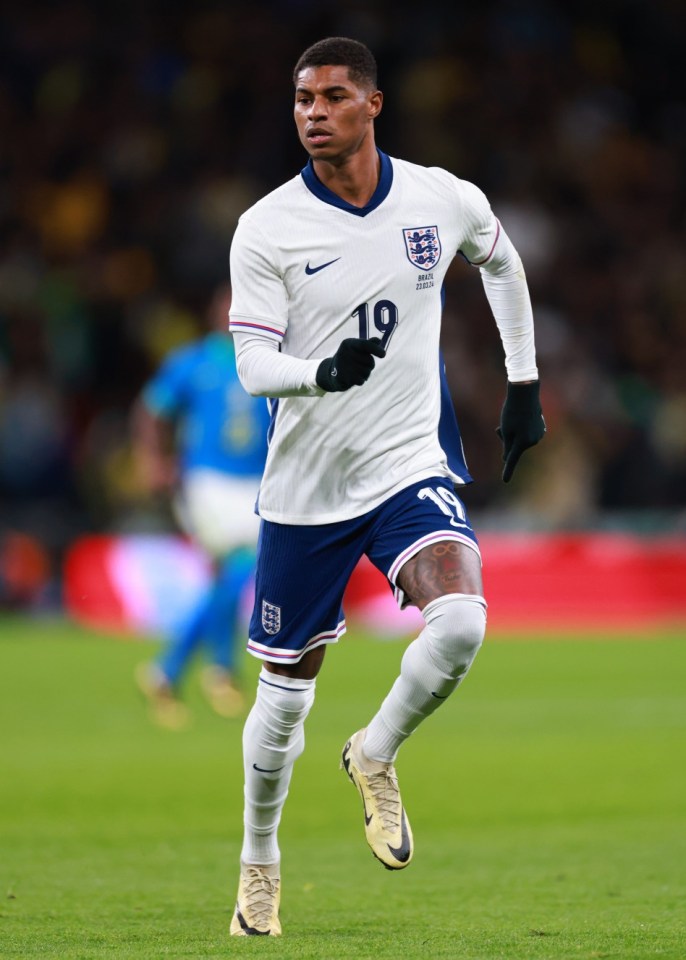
[316,337,386,392]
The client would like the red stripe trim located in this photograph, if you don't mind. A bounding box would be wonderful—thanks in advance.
[247,621,346,660]
[389,532,481,583]
[469,220,501,266]
[229,320,284,338]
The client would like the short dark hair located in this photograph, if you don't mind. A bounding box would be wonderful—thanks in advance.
[293,37,378,89]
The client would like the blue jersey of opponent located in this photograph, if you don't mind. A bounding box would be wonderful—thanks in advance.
[143,333,269,477]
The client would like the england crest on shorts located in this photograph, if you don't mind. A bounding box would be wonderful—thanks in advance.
[261,599,281,635]
[403,226,441,271]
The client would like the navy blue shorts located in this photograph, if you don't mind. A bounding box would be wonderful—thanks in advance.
[247,477,480,664]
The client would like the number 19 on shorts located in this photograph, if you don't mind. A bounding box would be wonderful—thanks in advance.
[418,486,468,528]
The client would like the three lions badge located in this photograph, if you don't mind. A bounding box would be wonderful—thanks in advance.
[261,600,281,635]
[403,226,441,270]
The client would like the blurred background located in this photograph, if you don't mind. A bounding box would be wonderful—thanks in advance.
[1,0,685,619]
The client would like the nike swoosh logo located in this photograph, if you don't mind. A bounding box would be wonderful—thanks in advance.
[253,763,285,773]
[341,741,371,822]
[362,798,373,826]
[236,907,271,936]
[431,691,449,699]
[305,257,341,275]
[387,811,412,864]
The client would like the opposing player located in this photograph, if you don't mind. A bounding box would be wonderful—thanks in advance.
[133,286,270,729]
[227,38,545,935]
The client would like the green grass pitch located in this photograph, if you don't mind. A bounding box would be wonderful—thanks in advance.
[1,618,685,959]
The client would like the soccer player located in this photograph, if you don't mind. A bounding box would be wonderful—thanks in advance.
[227,38,545,935]
[133,286,270,729]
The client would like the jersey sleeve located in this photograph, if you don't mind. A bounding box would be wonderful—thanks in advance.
[142,349,191,418]
[456,180,539,382]
[478,230,539,383]
[457,180,501,266]
[233,331,323,398]
[229,215,288,341]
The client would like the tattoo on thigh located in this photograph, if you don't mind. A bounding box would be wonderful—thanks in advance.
[397,542,474,609]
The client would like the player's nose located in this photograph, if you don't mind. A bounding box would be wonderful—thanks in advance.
[307,96,328,119]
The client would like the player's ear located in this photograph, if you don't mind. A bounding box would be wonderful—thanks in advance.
[368,89,383,119]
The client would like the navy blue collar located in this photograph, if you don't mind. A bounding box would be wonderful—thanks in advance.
[300,149,393,217]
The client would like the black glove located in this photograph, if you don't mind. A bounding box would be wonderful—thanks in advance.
[316,337,386,392]
[496,380,546,483]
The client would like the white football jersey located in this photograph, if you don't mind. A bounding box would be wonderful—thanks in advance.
[229,152,528,524]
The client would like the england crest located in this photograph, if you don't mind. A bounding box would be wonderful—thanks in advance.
[403,225,441,271]
[261,599,281,635]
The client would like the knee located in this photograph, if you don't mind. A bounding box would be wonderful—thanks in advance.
[422,593,487,677]
[253,668,317,739]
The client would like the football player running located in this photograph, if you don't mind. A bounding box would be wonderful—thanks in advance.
[227,37,545,936]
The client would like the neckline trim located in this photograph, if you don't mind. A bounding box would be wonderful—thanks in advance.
[300,150,393,217]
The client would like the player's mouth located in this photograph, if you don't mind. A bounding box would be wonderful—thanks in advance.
[307,127,334,146]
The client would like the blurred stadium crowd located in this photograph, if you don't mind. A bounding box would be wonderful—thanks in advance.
[1,0,685,607]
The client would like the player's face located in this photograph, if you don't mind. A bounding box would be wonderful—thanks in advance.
[294,65,382,162]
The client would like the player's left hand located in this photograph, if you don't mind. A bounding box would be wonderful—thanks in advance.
[496,380,546,483]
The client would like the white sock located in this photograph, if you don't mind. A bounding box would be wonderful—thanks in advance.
[364,593,486,762]
[240,667,316,865]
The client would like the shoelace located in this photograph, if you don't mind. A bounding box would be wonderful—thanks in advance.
[242,868,279,928]
[366,769,401,831]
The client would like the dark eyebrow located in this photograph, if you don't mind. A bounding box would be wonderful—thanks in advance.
[295,84,350,95]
